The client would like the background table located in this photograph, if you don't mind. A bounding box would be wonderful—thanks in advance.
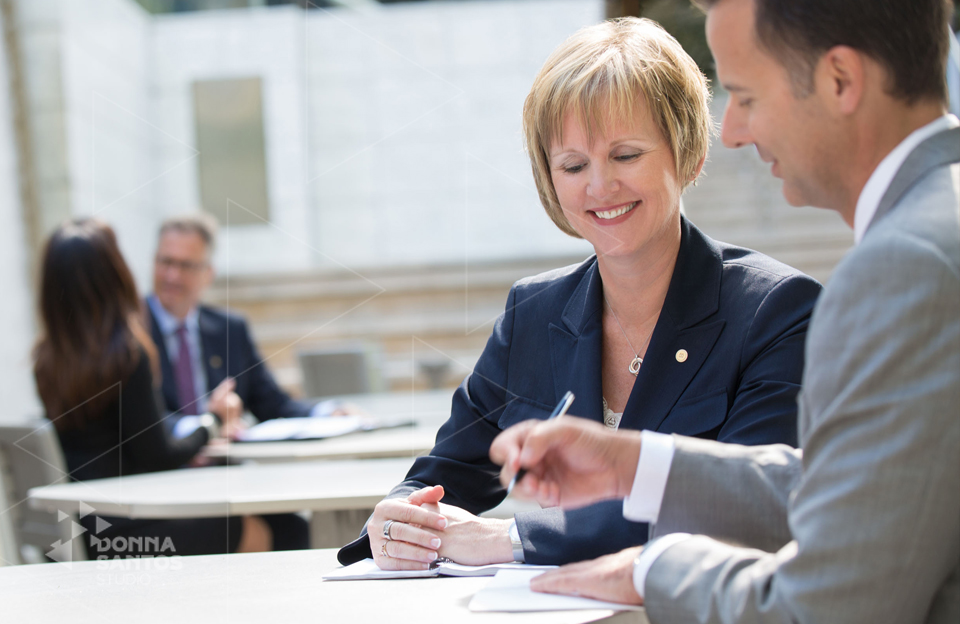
[201,389,453,463]
[0,548,647,623]
[201,426,440,463]
[28,458,416,548]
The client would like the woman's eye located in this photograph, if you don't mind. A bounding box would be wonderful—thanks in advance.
[563,163,586,174]
[614,153,641,162]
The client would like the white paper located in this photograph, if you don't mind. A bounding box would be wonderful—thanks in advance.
[322,558,437,581]
[468,569,644,612]
[322,558,556,581]
[235,416,363,442]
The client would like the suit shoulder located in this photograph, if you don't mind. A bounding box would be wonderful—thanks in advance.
[512,256,596,298]
[833,224,960,298]
[867,171,960,276]
[717,241,818,283]
[714,242,823,306]
[199,304,251,331]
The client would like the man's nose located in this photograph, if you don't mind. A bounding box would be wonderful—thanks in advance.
[720,99,751,149]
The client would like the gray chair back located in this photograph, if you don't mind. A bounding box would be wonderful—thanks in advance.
[298,344,382,399]
[0,422,83,564]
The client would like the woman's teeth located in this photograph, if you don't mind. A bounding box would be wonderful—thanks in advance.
[594,202,637,220]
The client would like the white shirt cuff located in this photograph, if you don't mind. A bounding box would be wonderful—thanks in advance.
[622,430,676,523]
[171,414,203,439]
[508,519,524,562]
[632,533,692,599]
[310,399,340,418]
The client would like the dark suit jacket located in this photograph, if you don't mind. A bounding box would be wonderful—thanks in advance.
[148,303,312,422]
[339,216,822,565]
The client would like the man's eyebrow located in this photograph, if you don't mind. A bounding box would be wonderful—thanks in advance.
[723,83,746,93]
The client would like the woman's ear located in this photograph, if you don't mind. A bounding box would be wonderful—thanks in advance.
[690,152,707,183]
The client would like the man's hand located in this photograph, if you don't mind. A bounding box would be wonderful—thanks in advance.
[490,416,642,508]
[530,546,644,605]
[207,377,245,438]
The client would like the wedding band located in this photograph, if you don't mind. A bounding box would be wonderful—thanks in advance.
[382,519,396,541]
[381,542,388,558]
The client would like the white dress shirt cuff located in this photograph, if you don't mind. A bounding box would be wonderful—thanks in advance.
[622,430,675,523]
[171,414,203,439]
[508,519,524,562]
[632,533,692,599]
[310,399,340,418]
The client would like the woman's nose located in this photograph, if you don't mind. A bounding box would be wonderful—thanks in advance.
[587,163,619,200]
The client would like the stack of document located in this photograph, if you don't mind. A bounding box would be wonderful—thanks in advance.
[323,559,643,613]
[322,558,555,580]
[468,569,644,612]
[235,415,414,443]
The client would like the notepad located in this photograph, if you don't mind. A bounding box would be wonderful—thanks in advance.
[468,569,644,612]
[322,558,556,581]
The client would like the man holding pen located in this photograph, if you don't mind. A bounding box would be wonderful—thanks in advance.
[491,0,959,622]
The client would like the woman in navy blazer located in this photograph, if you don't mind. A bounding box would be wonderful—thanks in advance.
[340,18,822,568]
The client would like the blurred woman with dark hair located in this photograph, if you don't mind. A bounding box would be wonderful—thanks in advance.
[34,218,270,557]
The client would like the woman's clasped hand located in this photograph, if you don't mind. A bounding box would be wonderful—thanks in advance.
[370,485,515,569]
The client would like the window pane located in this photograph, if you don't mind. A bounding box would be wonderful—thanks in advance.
[193,77,270,225]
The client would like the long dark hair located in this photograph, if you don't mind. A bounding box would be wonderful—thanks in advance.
[33,219,158,430]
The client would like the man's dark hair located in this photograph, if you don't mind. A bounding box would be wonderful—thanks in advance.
[693,0,952,104]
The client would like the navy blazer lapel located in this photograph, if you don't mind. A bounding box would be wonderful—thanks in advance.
[147,302,179,412]
[198,307,228,390]
[621,217,725,432]
[548,260,605,422]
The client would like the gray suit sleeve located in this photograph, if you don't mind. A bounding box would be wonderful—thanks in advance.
[653,436,800,553]
[643,231,960,624]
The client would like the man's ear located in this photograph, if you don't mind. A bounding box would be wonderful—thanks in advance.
[817,45,865,116]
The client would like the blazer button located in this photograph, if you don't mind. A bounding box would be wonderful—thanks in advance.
[209,355,223,369]
[675,349,688,363]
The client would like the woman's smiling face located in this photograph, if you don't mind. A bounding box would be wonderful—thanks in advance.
[549,103,688,261]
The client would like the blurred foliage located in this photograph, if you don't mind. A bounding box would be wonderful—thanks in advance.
[607,0,713,80]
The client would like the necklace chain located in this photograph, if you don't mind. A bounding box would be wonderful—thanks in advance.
[604,296,646,376]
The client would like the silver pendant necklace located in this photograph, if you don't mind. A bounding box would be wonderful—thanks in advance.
[604,296,646,376]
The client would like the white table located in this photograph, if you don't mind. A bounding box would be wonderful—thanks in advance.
[201,426,440,463]
[28,458,416,547]
[201,389,453,463]
[0,548,647,623]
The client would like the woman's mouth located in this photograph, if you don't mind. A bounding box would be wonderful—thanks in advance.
[592,201,638,220]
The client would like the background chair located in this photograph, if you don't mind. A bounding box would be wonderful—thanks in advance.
[298,344,383,399]
[0,421,84,565]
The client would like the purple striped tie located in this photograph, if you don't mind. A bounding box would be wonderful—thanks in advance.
[174,324,198,413]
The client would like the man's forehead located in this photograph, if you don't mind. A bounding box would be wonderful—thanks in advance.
[706,0,779,91]
[157,229,209,255]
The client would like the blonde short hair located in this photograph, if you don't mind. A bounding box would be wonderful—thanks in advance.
[523,17,712,238]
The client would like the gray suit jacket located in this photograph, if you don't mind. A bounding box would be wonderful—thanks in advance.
[643,126,960,624]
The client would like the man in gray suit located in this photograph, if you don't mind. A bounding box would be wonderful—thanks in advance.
[489,0,959,622]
